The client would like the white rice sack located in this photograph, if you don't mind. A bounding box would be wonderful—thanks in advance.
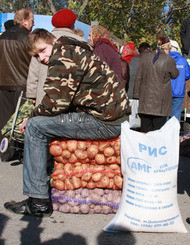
[104,117,187,233]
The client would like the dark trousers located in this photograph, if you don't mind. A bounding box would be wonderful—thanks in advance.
[140,114,167,133]
[0,90,25,161]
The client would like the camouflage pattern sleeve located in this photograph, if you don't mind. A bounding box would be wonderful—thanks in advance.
[31,47,82,117]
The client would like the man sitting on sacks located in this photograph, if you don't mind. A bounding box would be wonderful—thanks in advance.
[4,28,130,217]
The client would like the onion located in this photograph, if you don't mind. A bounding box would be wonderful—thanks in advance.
[59,204,70,213]
[93,188,104,196]
[72,206,80,214]
[67,140,77,152]
[58,173,66,181]
[81,181,87,188]
[49,140,60,146]
[81,189,89,198]
[62,150,71,159]
[109,164,119,170]
[100,176,109,188]
[95,154,105,164]
[89,193,100,202]
[92,173,102,182]
[87,144,99,159]
[116,156,121,164]
[106,156,117,164]
[68,154,78,163]
[104,147,115,157]
[49,145,62,156]
[66,190,75,198]
[74,149,88,160]
[54,156,65,164]
[77,141,87,150]
[64,163,72,174]
[55,163,64,169]
[73,166,83,178]
[80,204,89,214]
[114,141,121,156]
[98,142,110,152]
[59,141,67,150]
[81,172,92,182]
[100,196,108,203]
[87,181,95,189]
[114,175,123,189]
[55,179,65,191]
[94,205,102,213]
[102,205,111,214]
[107,178,114,189]
[72,176,81,189]
[65,179,74,190]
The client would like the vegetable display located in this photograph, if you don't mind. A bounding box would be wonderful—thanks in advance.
[49,137,123,214]
[49,137,121,165]
[50,161,123,190]
[51,188,122,214]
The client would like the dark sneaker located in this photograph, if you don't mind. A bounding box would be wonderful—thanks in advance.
[4,197,53,217]
[4,199,28,215]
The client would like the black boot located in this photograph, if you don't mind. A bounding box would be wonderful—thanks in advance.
[4,197,53,217]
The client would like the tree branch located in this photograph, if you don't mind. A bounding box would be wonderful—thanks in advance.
[47,0,57,14]
[78,0,89,18]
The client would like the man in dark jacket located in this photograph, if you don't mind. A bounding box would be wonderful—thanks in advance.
[180,16,190,59]
[4,28,130,217]
[134,36,179,132]
[0,8,34,161]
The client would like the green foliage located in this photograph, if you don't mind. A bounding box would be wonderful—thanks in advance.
[0,0,190,48]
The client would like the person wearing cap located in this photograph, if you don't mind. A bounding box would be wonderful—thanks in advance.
[169,40,190,122]
[133,36,179,132]
[26,9,86,107]
[4,28,130,217]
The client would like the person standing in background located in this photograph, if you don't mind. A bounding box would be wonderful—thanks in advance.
[0,8,34,161]
[169,40,190,122]
[133,36,179,132]
[88,25,122,81]
[120,42,136,93]
[4,20,14,31]
[180,16,190,60]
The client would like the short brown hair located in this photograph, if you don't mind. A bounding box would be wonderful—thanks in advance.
[27,28,55,56]
[14,8,33,25]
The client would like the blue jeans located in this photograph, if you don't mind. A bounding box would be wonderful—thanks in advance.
[23,112,121,198]
[171,97,184,122]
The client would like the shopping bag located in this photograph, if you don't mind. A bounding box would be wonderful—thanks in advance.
[104,117,187,233]
[129,99,141,128]
[1,99,35,140]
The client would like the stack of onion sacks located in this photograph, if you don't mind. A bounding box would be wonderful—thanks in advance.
[49,137,122,214]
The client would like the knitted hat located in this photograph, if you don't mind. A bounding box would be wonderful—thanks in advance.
[52,9,77,28]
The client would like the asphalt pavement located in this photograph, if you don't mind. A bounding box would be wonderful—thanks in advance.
[0,154,190,245]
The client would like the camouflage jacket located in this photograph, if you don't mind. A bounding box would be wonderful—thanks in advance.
[31,36,130,125]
